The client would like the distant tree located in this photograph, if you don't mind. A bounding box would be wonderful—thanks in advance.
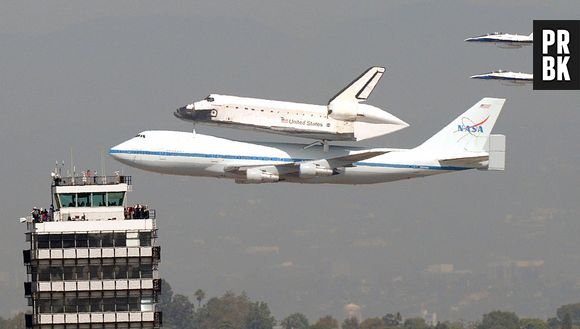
[158,279,175,310]
[281,313,309,329]
[562,313,572,329]
[396,313,403,324]
[157,280,195,329]
[520,318,549,329]
[165,294,195,329]
[478,311,519,329]
[360,317,387,329]
[342,317,360,329]
[403,318,429,329]
[383,314,402,327]
[557,303,580,325]
[442,321,465,329]
[193,291,251,329]
[218,320,236,329]
[195,289,206,307]
[244,301,276,329]
[547,318,560,329]
[310,315,339,329]
[435,322,449,329]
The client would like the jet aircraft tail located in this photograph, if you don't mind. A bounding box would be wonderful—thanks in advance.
[415,98,506,170]
[328,66,385,104]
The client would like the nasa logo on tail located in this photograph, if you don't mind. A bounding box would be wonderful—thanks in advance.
[456,103,490,135]
[457,116,489,134]
[533,20,580,90]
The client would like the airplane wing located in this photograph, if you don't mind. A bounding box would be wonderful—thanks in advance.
[328,66,385,104]
[224,149,389,175]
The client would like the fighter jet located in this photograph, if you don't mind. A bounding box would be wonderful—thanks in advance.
[470,70,533,85]
[111,98,506,185]
[465,32,533,48]
[174,67,409,142]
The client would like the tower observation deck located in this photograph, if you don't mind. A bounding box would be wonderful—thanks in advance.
[22,171,162,329]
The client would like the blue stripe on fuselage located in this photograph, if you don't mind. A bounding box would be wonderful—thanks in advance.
[109,149,471,171]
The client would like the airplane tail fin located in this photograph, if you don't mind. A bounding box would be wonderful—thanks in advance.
[529,32,533,38]
[328,66,385,104]
[415,98,506,169]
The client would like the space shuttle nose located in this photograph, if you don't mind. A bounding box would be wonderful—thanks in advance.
[174,105,195,121]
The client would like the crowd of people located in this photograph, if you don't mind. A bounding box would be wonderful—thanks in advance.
[31,204,151,222]
[30,206,54,223]
[124,204,151,219]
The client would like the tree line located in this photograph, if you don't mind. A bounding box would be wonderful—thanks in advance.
[158,280,580,329]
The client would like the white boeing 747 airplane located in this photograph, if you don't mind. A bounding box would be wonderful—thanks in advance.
[110,98,506,185]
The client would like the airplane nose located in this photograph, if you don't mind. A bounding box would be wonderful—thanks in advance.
[109,138,135,159]
[109,141,138,167]
[109,143,124,160]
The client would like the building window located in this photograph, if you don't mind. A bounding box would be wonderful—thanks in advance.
[37,235,49,249]
[77,193,91,207]
[139,232,152,246]
[59,194,76,207]
[62,234,75,248]
[92,193,106,207]
[88,234,101,248]
[49,234,62,248]
[75,233,88,247]
[107,192,124,206]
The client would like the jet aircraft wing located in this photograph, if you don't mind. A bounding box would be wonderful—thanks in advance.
[224,149,390,175]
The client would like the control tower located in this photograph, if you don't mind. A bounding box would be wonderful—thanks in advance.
[23,170,162,329]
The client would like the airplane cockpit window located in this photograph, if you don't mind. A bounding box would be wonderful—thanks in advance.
[134,134,146,138]
[205,95,215,102]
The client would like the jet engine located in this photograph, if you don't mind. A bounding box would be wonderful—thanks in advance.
[244,168,279,184]
[298,163,334,178]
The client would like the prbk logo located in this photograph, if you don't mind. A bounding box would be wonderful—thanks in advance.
[534,20,580,90]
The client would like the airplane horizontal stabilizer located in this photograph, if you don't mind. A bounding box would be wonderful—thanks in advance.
[438,155,488,167]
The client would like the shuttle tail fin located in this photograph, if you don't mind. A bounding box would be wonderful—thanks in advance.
[415,98,506,154]
[328,66,385,104]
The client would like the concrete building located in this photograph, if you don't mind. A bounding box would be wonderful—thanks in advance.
[23,172,161,328]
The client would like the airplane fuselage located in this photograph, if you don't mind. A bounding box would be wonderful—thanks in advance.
[109,131,471,185]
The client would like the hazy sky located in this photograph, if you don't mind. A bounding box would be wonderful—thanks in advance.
[1,0,580,322]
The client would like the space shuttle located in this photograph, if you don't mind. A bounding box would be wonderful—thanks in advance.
[174,67,409,142]
[464,32,533,48]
